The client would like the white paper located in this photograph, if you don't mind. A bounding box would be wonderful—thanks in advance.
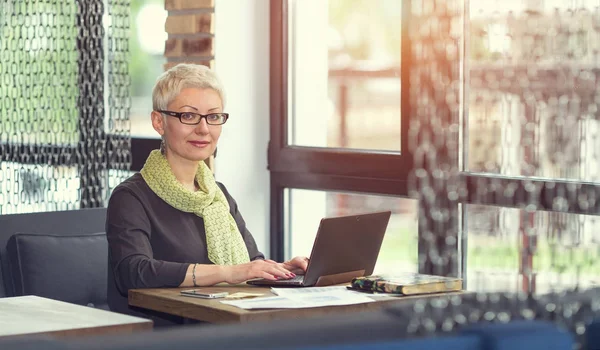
[220,286,376,309]
[270,285,353,296]
[271,286,397,298]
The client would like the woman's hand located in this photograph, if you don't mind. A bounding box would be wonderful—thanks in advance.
[224,260,295,284]
[277,256,309,275]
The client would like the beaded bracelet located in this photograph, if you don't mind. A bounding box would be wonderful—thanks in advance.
[192,263,198,287]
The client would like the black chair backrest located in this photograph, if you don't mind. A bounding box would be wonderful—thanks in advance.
[0,208,107,297]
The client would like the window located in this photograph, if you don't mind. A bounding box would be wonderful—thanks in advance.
[288,0,401,151]
[129,0,167,139]
[467,0,600,181]
[126,0,165,172]
[272,0,600,294]
[269,0,409,262]
[285,189,417,274]
[462,0,600,292]
[465,204,600,293]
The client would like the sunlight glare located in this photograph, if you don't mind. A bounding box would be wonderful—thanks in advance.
[136,4,167,55]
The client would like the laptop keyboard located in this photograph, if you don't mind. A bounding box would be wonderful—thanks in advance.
[274,275,305,284]
[247,274,306,286]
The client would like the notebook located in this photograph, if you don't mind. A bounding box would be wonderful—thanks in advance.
[247,211,392,287]
[348,273,463,295]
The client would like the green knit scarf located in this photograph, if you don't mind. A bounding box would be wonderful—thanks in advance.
[140,150,250,265]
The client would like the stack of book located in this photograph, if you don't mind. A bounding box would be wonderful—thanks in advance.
[348,273,463,295]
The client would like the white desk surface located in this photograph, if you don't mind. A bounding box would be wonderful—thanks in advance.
[0,295,152,338]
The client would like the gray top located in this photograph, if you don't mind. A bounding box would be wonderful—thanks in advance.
[106,173,264,324]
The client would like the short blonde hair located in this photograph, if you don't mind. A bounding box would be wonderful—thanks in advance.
[152,64,226,111]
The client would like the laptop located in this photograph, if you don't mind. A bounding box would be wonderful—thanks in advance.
[247,211,392,287]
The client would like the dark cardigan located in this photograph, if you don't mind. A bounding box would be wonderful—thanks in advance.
[106,173,264,325]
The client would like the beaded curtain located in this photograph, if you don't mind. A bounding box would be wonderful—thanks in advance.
[408,0,600,348]
[0,0,131,214]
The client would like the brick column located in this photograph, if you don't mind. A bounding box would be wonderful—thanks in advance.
[164,0,214,70]
[164,0,215,171]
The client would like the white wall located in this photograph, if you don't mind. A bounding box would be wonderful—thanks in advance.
[213,0,271,257]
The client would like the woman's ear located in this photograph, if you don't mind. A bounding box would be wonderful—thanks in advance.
[151,111,165,136]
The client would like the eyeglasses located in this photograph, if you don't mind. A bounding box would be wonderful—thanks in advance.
[156,110,229,125]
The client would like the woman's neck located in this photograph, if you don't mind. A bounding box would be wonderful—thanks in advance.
[165,153,199,192]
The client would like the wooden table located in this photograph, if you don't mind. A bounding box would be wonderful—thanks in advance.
[0,295,153,339]
[129,284,462,324]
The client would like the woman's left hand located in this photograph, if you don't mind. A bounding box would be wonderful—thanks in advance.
[266,256,309,275]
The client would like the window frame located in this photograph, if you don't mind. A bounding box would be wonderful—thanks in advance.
[268,0,412,261]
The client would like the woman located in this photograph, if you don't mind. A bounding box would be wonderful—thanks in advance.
[106,63,308,324]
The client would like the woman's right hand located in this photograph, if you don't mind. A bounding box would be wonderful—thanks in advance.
[224,260,295,284]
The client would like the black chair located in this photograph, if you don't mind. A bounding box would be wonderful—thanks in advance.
[0,208,108,309]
